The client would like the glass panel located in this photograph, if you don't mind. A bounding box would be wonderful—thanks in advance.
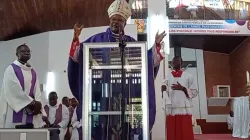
[91,69,142,112]
[90,115,143,140]
[89,47,142,66]
[83,43,148,140]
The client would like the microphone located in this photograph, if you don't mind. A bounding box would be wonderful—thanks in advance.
[119,26,126,44]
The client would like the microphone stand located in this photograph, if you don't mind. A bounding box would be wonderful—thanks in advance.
[119,32,127,140]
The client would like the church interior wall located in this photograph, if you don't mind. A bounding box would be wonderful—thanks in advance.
[0,33,50,104]
[199,38,250,133]
[0,25,137,103]
[203,51,232,115]
[1,24,243,134]
[0,33,49,86]
[230,37,250,97]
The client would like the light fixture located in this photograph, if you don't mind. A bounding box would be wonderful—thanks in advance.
[132,1,143,10]
[46,71,55,98]
[147,14,170,55]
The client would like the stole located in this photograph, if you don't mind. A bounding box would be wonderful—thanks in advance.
[11,63,36,123]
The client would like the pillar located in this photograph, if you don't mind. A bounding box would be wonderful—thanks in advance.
[147,0,169,139]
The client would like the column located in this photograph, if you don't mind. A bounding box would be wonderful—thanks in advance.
[147,0,169,139]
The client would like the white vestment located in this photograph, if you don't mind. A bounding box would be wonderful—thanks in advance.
[40,103,69,140]
[0,60,46,128]
[164,71,198,115]
[227,115,234,130]
[70,107,81,140]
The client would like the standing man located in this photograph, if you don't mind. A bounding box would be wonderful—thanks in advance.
[68,0,166,138]
[162,56,198,140]
[0,44,45,128]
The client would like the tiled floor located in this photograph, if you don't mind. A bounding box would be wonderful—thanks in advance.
[194,134,250,140]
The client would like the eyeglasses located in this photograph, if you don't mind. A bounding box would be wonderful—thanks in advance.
[19,50,31,53]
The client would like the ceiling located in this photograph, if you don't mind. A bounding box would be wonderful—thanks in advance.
[0,0,114,41]
[170,35,248,54]
[0,1,247,54]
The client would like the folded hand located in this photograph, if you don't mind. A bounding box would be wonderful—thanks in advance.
[161,85,167,92]
[52,124,61,128]
[33,101,42,115]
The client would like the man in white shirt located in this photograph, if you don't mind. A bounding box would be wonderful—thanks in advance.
[41,92,69,140]
[0,44,45,128]
[162,56,198,140]
[227,111,234,131]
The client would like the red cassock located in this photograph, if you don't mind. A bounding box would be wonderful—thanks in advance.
[166,115,194,140]
[165,70,194,140]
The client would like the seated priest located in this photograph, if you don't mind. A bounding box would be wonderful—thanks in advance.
[0,44,45,128]
[41,92,69,140]
[67,0,166,138]
[62,96,75,140]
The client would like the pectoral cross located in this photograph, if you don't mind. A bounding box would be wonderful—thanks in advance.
[112,123,122,140]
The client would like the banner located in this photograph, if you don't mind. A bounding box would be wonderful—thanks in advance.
[166,0,249,20]
[131,19,250,35]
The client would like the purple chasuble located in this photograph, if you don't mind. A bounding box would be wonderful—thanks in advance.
[68,27,159,134]
[44,104,63,125]
[11,63,37,123]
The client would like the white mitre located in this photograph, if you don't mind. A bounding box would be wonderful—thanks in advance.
[107,0,132,20]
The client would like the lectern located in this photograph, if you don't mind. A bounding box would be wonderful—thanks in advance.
[81,42,149,140]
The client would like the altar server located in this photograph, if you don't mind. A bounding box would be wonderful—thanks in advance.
[67,0,166,137]
[162,56,198,140]
[0,44,45,128]
[41,92,69,140]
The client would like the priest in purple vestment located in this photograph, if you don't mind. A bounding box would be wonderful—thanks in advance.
[0,44,45,128]
[67,0,166,139]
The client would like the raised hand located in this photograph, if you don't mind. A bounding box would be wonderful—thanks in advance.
[33,101,42,115]
[155,31,167,44]
[42,116,50,125]
[73,23,83,40]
